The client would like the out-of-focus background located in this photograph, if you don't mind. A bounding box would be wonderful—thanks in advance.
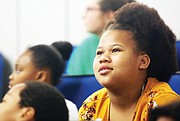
[0,0,180,66]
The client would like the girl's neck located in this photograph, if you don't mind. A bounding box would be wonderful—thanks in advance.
[107,89,140,121]
[108,78,147,109]
[107,79,148,121]
[109,101,137,121]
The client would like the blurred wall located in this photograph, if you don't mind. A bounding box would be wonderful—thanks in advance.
[0,0,180,68]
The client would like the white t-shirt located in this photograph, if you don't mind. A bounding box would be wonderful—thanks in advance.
[65,99,78,121]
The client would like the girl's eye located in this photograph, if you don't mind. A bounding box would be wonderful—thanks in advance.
[96,50,103,55]
[112,48,120,53]
[15,69,21,74]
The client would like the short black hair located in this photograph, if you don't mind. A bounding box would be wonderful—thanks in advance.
[105,2,178,82]
[19,81,69,121]
[148,101,180,121]
[51,41,73,61]
[28,45,65,85]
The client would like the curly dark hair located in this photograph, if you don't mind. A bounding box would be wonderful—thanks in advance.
[19,81,68,121]
[148,101,180,121]
[104,2,178,82]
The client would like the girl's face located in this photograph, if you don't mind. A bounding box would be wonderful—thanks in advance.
[9,51,39,88]
[93,30,146,91]
[0,84,25,121]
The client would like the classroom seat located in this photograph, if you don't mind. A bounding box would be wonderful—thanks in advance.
[168,41,180,94]
[0,52,12,99]
[56,75,103,109]
[168,72,180,95]
[176,41,180,71]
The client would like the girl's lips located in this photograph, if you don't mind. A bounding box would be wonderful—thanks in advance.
[8,84,12,89]
[98,66,113,75]
[8,82,13,89]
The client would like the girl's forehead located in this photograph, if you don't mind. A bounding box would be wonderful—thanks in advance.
[8,83,26,93]
[16,51,33,66]
[4,83,26,103]
[100,30,134,43]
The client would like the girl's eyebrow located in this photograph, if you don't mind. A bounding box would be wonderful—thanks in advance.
[15,64,22,68]
[97,44,123,49]
[15,64,19,67]
[111,44,123,47]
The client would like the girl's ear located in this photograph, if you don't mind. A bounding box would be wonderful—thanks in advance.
[36,71,48,82]
[138,54,150,70]
[18,107,35,121]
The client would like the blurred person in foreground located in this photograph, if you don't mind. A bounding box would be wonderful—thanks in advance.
[148,101,180,121]
[0,81,68,121]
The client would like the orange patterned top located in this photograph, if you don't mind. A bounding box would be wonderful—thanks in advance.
[78,78,180,121]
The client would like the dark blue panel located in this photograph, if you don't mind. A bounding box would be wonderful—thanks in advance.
[56,75,103,109]
[169,73,180,95]
[176,41,180,71]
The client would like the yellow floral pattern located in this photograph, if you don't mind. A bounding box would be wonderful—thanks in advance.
[79,78,180,121]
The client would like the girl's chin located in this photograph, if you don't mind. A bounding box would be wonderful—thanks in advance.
[8,84,13,89]
[8,85,13,89]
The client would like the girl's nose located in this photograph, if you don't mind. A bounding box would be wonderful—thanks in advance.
[99,53,111,64]
[9,72,14,81]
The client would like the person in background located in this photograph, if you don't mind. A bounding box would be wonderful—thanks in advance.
[8,44,78,120]
[148,101,180,121]
[51,41,73,74]
[0,81,68,121]
[78,2,180,121]
[66,0,135,75]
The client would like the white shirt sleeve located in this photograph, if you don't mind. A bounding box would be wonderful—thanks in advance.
[65,99,78,121]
